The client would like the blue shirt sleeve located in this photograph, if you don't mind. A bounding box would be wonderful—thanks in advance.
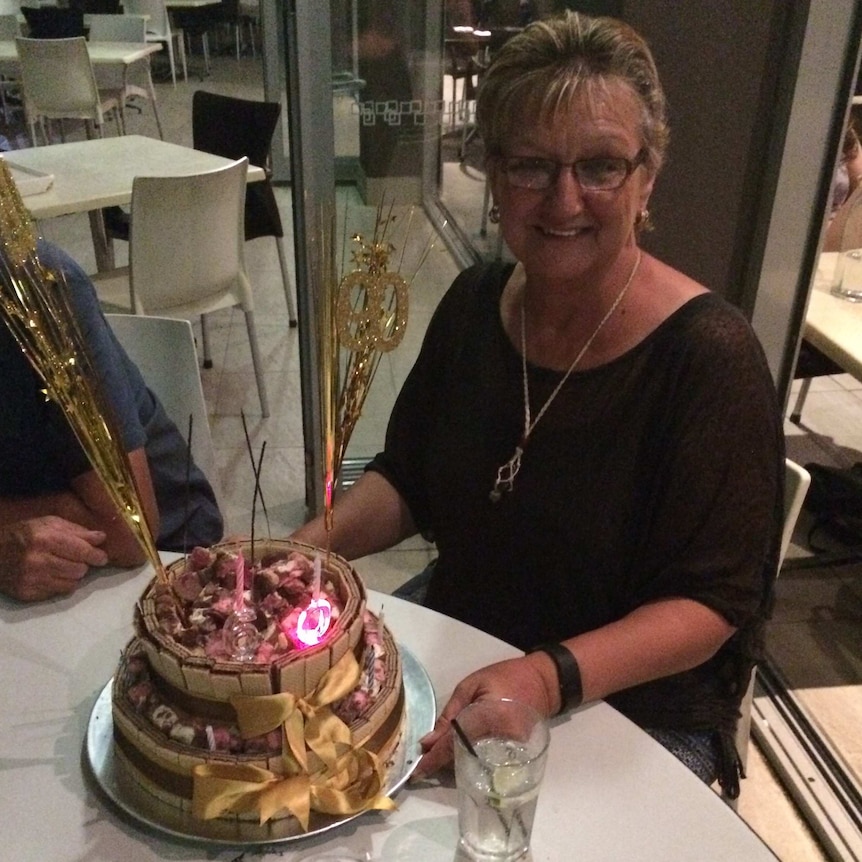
[38,239,148,456]
[0,241,223,548]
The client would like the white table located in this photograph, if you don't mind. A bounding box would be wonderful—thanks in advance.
[0,39,165,140]
[0,557,778,861]
[164,0,220,7]
[805,251,862,380]
[0,39,162,76]
[2,135,265,270]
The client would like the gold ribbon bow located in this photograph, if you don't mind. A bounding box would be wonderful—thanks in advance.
[191,650,396,828]
[193,746,395,830]
[232,649,361,773]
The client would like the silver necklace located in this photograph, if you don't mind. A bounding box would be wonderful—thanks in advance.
[490,250,642,503]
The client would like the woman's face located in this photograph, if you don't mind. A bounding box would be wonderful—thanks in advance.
[489,80,655,286]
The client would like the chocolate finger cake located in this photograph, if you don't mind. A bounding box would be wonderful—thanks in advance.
[111,540,404,832]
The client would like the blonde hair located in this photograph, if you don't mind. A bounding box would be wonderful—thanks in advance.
[476,12,669,173]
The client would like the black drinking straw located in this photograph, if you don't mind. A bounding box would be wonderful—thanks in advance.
[451,718,476,756]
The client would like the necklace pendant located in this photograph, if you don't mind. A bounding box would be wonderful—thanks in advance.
[490,445,523,503]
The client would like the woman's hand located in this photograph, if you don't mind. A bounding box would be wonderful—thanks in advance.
[412,653,558,780]
[0,516,108,602]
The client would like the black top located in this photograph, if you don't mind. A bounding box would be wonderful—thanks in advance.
[369,262,784,741]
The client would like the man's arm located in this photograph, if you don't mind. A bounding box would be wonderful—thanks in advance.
[0,447,159,566]
[0,516,108,602]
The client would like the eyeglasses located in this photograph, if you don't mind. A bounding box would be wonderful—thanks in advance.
[499,149,647,192]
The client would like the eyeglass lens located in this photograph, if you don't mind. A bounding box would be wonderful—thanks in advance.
[503,156,638,191]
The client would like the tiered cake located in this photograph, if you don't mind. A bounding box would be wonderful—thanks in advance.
[111,540,404,831]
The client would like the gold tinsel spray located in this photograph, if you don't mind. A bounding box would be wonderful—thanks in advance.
[320,198,441,545]
[0,158,164,579]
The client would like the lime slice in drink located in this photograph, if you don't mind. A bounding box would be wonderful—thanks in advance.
[492,763,527,798]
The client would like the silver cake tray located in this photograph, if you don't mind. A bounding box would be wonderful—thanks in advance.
[84,644,436,848]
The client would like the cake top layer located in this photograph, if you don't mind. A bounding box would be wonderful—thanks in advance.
[137,541,363,665]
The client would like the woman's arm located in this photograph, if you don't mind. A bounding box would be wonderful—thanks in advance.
[290,470,418,559]
[413,596,735,778]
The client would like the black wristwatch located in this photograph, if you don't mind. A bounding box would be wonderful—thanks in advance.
[528,642,583,714]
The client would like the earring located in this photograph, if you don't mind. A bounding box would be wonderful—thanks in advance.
[636,208,652,231]
[489,204,500,224]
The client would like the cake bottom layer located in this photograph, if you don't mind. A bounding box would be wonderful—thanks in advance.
[113,686,406,826]
[111,627,405,827]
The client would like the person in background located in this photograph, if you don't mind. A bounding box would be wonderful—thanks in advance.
[824,110,862,251]
[0,241,223,602]
[828,114,862,221]
[291,12,784,798]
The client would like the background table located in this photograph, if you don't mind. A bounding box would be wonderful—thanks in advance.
[805,251,862,381]
[0,558,778,861]
[0,39,161,76]
[3,135,265,269]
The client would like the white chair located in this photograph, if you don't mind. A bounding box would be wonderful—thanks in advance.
[87,13,164,139]
[123,0,186,87]
[724,457,811,807]
[0,13,20,124]
[91,158,270,417]
[105,314,223,510]
[15,36,123,145]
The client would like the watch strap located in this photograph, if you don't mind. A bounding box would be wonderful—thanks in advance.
[528,642,583,714]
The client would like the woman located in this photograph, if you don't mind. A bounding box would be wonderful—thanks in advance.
[292,12,784,797]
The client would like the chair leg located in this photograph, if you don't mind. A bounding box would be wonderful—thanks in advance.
[179,33,189,82]
[275,236,298,327]
[113,104,125,137]
[790,377,812,424]
[145,65,165,140]
[200,313,212,368]
[247,19,256,58]
[166,37,177,87]
[243,310,270,417]
[202,32,211,75]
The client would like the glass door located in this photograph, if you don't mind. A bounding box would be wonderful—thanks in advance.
[282,0,459,514]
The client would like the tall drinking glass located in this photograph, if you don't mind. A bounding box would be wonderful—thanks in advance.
[832,248,862,301]
[832,186,862,301]
[453,698,550,862]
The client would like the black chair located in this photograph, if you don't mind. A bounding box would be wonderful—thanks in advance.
[172,6,213,74]
[789,339,845,424]
[20,7,86,39]
[68,0,122,12]
[175,0,244,65]
[192,89,297,325]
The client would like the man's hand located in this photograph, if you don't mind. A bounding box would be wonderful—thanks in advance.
[0,516,108,602]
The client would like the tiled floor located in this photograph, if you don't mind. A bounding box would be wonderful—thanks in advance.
[13,48,862,862]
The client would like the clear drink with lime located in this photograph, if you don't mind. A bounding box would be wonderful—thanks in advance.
[453,700,549,861]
